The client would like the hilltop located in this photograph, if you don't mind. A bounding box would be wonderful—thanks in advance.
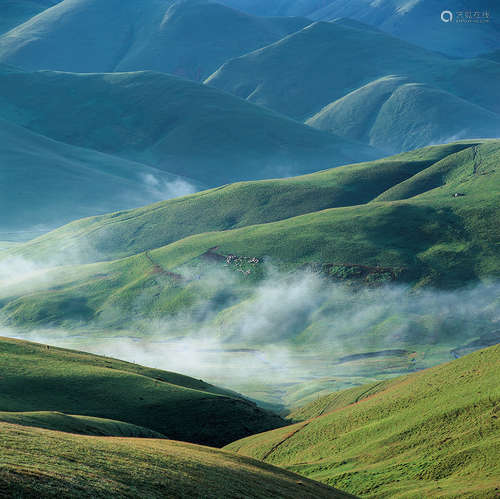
[0,337,284,446]
[225,344,500,498]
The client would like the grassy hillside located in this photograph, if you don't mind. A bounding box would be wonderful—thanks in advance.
[6,141,473,264]
[206,19,500,150]
[0,422,351,499]
[225,344,500,498]
[0,118,198,240]
[0,411,165,438]
[0,0,309,80]
[307,76,500,154]
[0,337,284,446]
[0,65,377,187]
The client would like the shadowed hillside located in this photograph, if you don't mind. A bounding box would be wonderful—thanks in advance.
[0,118,197,240]
[217,0,500,57]
[206,19,500,151]
[0,337,285,446]
[0,65,377,187]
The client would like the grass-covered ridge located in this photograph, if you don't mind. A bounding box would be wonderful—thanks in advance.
[0,422,351,499]
[225,344,500,498]
[0,337,284,446]
[3,140,482,265]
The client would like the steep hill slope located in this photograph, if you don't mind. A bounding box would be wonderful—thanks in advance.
[0,0,309,80]
[306,76,500,153]
[206,20,500,150]
[0,65,376,186]
[0,118,197,241]
[225,344,500,498]
[5,141,474,264]
[0,422,350,498]
[0,337,284,446]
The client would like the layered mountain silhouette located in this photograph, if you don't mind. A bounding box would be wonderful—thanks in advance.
[0,0,308,80]
[207,19,500,153]
[218,0,500,57]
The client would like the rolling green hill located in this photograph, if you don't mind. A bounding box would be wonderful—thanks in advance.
[0,0,309,80]
[3,139,498,287]
[5,141,473,265]
[0,422,351,498]
[206,19,500,152]
[225,344,500,498]
[0,65,377,187]
[0,337,284,446]
[0,117,197,240]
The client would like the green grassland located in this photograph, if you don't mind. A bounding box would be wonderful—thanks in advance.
[225,344,500,498]
[0,337,284,446]
[0,422,351,499]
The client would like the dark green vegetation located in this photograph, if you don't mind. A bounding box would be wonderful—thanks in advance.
[207,19,500,152]
[0,423,350,499]
[0,337,284,446]
[218,0,500,57]
[0,117,197,240]
[0,64,376,188]
[225,344,500,498]
[0,0,309,80]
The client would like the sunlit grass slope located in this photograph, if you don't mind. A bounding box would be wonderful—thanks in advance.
[0,423,352,499]
[225,344,500,498]
[4,140,480,264]
[0,337,284,446]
